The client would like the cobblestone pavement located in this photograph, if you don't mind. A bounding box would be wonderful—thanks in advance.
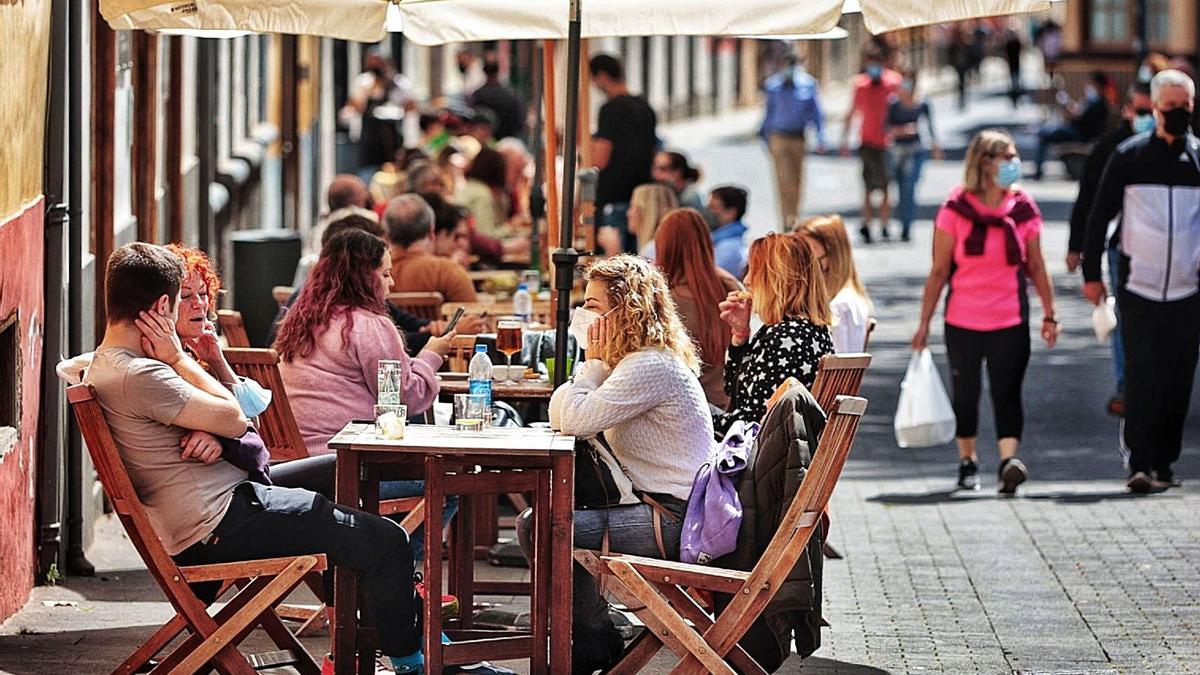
[2,66,1198,675]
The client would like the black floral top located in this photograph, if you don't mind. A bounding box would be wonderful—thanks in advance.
[714,316,834,436]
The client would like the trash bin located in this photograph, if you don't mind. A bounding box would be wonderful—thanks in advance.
[229,229,301,347]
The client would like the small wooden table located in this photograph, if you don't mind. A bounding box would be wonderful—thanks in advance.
[437,376,556,403]
[329,423,575,675]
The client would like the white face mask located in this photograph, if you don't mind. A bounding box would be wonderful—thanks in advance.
[568,307,612,346]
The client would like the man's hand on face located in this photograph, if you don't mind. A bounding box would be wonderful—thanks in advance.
[136,298,186,366]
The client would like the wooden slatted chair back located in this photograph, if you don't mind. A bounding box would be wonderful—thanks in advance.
[222,348,309,463]
[446,335,479,372]
[388,291,445,321]
[809,353,871,414]
[217,309,251,348]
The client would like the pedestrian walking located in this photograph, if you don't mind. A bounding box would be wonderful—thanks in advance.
[886,69,943,242]
[341,54,413,184]
[1082,70,1200,493]
[1004,27,1023,107]
[761,52,826,229]
[1066,82,1154,417]
[590,54,658,255]
[841,46,901,243]
[912,129,1059,495]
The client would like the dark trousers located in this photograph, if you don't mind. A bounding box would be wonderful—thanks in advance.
[1119,291,1200,477]
[175,482,420,658]
[944,323,1031,440]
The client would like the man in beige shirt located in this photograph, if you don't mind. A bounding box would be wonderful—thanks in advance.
[384,193,478,303]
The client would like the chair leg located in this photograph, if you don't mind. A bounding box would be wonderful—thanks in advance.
[113,613,188,675]
[172,557,316,675]
[607,560,735,675]
[822,541,844,559]
[608,630,663,675]
[656,585,766,675]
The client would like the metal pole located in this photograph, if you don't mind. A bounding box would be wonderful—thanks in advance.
[552,0,583,387]
[1134,0,1148,69]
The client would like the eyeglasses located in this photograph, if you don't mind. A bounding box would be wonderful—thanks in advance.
[989,152,1019,161]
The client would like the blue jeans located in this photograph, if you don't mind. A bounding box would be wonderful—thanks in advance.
[1108,245,1125,393]
[889,145,927,237]
[270,454,458,563]
[516,499,686,631]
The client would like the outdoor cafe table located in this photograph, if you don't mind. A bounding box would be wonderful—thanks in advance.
[328,422,576,675]
[437,376,556,403]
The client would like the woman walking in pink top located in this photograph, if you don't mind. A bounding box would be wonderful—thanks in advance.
[912,130,1059,495]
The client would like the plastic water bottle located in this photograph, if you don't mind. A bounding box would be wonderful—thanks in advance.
[468,344,493,410]
[512,283,533,324]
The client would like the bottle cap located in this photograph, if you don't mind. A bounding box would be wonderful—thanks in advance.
[475,345,488,353]
[517,283,528,290]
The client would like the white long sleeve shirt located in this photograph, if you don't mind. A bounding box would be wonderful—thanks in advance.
[549,348,713,501]
[829,287,871,354]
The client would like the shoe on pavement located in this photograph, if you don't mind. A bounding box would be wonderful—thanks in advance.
[859,225,873,244]
[444,663,517,674]
[1155,471,1183,488]
[880,227,891,241]
[956,459,980,491]
[997,457,1028,496]
[1126,471,1169,494]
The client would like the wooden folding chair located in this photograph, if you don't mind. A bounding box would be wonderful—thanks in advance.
[217,309,251,348]
[222,348,425,635]
[272,286,294,307]
[67,383,325,675]
[575,395,868,675]
[862,317,878,350]
[810,353,871,560]
[445,335,479,372]
[388,291,445,321]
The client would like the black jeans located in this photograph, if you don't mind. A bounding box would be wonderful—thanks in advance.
[1119,291,1200,477]
[174,482,420,657]
[944,323,1031,440]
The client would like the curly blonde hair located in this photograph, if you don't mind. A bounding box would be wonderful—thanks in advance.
[584,255,700,374]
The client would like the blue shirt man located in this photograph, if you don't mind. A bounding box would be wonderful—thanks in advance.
[760,55,826,227]
[708,186,750,279]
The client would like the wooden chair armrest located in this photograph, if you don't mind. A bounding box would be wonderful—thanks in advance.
[178,554,328,583]
[598,553,750,593]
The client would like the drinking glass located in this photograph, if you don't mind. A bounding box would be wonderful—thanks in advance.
[495,319,523,383]
[453,393,490,431]
[373,403,407,439]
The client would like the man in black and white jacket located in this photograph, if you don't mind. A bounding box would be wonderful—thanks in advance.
[1083,69,1200,493]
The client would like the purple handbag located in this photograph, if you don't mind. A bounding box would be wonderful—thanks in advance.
[679,421,758,564]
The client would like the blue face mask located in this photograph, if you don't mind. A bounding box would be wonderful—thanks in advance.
[996,158,1022,187]
[232,377,273,419]
[866,64,883,80]
[1132,113,1156,135]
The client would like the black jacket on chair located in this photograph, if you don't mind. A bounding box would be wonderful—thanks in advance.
[713,384,828,672]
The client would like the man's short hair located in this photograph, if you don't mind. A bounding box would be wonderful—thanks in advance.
[589,54,624,81]
[104,242,186,324]
[321,207,384,248]
[1129,81,1152,100]
[326,174,369,211]
[384,194,436,248]
[482,59,500,78]
[711,185,749,221]
[1151,69,1196,103]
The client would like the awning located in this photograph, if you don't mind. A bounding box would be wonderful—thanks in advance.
[100,0,390,42]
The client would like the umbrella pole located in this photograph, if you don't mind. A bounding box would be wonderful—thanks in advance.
[552,0,583,387]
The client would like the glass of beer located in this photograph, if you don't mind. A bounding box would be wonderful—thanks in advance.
[495,319,523,383]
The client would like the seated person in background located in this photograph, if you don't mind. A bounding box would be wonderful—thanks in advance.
[455,147,511,239]
[267,209,479,352]
[1033,71,1113,179]
[424,194,474,267]
[600,182,677,259]
[796,215,874,353]
[521,255,713,674]
[297,175,373,286]
[385,194,479,302]
[84,243,425,672]
[655,208,742,410]
[708,185,751,279]
[652,150,714,224]
[716,233,834,434]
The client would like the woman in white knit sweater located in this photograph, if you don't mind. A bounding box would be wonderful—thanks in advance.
[521,255,713,673]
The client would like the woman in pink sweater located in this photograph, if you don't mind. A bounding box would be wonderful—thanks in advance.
[276,228,454,455]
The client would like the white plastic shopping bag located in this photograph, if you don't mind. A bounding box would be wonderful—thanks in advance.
[894,348,956,448]
[1092,296,1117,342]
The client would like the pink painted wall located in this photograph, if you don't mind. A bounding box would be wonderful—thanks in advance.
[0,198,45,621]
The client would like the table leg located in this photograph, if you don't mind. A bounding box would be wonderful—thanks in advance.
[549,454,574,674]
[451,489,476,629]
[334,451,362,675]
[530,468,551,674]
[423,456,445,673]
